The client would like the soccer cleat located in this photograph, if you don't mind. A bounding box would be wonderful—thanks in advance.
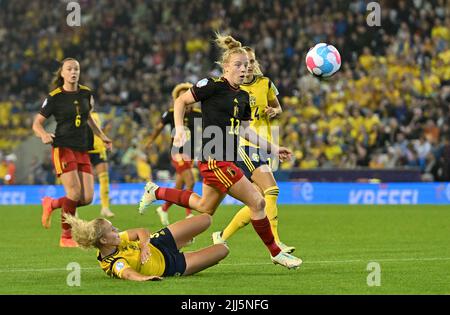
[271,252,302,270]
[185,213,194,219]
[212,231,227,245]
[277,242,296,254]
[139,182,159,214]
[59,237,78,248]
[156,206,170,226]
[100,208,115,218]
[41,197,54,229]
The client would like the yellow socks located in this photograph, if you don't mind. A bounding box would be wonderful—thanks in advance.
[222,186,280,242]
[98,171,110,210]
[263,186,280,243]
[222,206,251,240]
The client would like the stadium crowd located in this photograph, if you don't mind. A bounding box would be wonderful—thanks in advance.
[0,0,449,184]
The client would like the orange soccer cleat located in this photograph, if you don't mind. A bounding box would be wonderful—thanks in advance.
[59,237,78,248]
[41,197,54,229]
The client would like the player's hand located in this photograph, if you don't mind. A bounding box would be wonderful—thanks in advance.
[142,276,163,281]
[140,243,151,264]
[277,146,292,162]
[264,106,279,119]
[41,133,55,144]
[102,135,113,151]
[173,127,187,147]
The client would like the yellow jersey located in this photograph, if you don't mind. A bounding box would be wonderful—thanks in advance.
[88,112,106,154]
[239,76,279,147]
[97,231,166,279]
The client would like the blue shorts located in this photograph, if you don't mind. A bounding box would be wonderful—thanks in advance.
[235,145,270,180]
[150,227,186,277]
[89,151,108,167]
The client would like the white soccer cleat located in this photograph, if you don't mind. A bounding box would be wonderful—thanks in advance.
[185,213,194,219]
[139,182,159,214]
[271,252,302,270]
[212,231,226,245]
[156,206,170,226]
[277,241,296,254]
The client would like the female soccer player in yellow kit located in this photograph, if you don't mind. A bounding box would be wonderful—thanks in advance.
[212,44,295,254]
[65,213,229,280]
[88,112,115,218]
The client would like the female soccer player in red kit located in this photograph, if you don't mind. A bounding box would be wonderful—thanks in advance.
[32,58,112,247]
[139,35,302,269]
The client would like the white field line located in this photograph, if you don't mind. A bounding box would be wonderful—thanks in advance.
[1,257,450,273]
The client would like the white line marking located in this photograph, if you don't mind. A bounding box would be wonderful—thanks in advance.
[1,257,450,273]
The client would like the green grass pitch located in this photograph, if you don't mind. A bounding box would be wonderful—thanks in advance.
[0,204,449,294]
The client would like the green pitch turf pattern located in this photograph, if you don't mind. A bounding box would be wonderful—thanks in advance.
[0,205,449,294]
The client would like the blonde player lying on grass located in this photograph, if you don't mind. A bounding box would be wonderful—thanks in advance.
[64,213,228,281]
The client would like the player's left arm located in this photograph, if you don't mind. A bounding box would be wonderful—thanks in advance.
[264,81,282,118]
[265,96,282,118]
[126,228,152,264]
[241,120,291,161]
[87,95,112,150]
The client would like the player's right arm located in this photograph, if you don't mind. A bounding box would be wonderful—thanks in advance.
[33,96,55,144]
[109,256,162,282]
[146,110,172,149]
[173,90,196,147]
[121,267,162,282]
[32,114,55,144]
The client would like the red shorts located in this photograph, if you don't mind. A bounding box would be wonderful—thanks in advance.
[197,160,244,193]
[52,147,92,177]
[171,154,194,174]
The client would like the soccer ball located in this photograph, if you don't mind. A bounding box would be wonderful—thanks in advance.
[305,43,341,78]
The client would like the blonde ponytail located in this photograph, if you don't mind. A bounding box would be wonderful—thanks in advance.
[63,214,107,249]
[214,32,247,71]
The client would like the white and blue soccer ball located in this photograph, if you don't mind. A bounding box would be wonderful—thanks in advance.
[306,43,341,78]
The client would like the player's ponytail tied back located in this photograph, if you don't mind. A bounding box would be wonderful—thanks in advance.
[214,32,246,71]
[215,33,242,50]
[63,214,107,249]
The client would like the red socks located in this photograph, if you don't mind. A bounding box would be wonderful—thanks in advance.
[161,199,192,216]
[51,197,65,210]
[251,216,281,257]
[156,187,193,209]
[61,197,78,238]
[162,201,172,212]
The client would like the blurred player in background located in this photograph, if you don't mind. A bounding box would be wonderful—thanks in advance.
[64,213,228,281]
[145,83,202,226]
[32,58,112,247]
[139,35,302,269]
[213,42,295,254]
[88,112,115,218]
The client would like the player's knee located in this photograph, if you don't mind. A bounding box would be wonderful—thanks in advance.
[200,213,213,227]
[218,244,229,260]
[66,190,81,202]
[196,200,215,215]
[256,197,266,212]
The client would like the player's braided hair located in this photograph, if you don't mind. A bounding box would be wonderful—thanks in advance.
[172,82,193,101]
[63,214,108,249]
[214,32,247,71]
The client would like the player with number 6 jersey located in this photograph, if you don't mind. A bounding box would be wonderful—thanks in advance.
[32,58,112,247]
